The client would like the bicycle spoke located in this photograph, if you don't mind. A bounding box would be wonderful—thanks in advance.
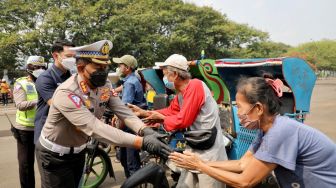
[91,168,100,178]
[92,160,103,166]
[83,173,90,184]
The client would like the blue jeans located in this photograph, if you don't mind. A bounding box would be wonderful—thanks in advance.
[120,128,141,178]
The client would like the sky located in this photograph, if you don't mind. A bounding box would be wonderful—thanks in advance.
[186,0,336,46]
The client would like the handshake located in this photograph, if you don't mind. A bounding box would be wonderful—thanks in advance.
[140,127,172,159]
[126,103,172,159]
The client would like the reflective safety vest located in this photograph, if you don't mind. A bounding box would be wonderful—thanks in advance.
[15,77,38,127]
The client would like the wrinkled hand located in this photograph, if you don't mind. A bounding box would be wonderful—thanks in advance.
[127,103,146,117]
[144,122,161,128]
[111,89,119,97]
[111,116,124,129]
[142,134,173,159]
[169,151,203,171]
[111,115,119,127]
[143,111,165,125]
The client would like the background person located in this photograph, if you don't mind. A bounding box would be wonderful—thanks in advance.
[113,54,146,178]
[170,76,336,188]
[34,39,75,144]
[1,79,10,106]
[12,56,46,188]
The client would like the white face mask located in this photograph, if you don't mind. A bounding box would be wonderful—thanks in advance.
[61,57,77,73]
[32,69,45,78]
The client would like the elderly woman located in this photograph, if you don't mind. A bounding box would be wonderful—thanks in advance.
[170,76,336,188]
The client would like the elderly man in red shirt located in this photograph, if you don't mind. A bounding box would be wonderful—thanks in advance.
[129,54,227,188]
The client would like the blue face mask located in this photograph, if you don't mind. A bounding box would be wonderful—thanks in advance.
[163,76,175,90]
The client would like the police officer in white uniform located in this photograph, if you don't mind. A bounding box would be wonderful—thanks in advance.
[35,40,171,188]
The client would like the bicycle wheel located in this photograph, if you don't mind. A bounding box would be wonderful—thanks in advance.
[81,148,109,188]
[121,162,169,188]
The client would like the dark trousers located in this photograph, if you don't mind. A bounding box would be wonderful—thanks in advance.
[13,129,35,188]
[35,141,85,188]
[2,93,8,105]
[120,147,141,178]
[120,127,141,178]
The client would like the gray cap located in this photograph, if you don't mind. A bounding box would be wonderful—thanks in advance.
[113,55,138,69]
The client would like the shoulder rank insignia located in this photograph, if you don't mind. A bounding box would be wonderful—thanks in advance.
[80,81,89,94]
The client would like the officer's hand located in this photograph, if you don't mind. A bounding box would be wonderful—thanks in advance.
[141,126,156,136]
[142,134,173,159]
[141,127,168,143]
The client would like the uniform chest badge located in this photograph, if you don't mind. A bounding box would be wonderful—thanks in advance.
[68,94,82,108]
[100,87,110,102]
[100,93,110,102]
[84,99,91,108]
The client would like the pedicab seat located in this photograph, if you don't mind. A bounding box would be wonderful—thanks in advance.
[279,92,295,115]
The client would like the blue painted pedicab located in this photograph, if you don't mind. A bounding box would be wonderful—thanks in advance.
[215,57,317,160]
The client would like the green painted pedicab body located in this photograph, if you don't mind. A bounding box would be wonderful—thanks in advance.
[189,59,230,104]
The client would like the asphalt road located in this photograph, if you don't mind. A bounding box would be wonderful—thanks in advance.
[0,78,335,187]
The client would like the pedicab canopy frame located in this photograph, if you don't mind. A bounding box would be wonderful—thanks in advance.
[215,57,317,159]
[215,57,317,117]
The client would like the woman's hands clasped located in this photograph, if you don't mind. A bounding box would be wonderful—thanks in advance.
[169,151,204,171]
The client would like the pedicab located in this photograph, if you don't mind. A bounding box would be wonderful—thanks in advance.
[215,57,317,159]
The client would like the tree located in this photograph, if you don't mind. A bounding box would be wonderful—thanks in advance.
[243,41,291,58]
[286,40,336,70]
[1,0,275,75]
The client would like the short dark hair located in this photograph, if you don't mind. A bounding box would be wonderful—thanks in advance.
[51,39,75,53]
[77,58,91,65]
[236,76,281,115]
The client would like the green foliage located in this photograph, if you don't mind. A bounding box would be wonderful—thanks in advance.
[1,0,284,75]
[244,41,291,58]
[286,40,336,70]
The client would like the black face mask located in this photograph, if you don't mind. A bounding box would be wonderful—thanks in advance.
[88,69,108,88]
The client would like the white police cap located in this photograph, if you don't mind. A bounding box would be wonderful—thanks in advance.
[70,40,113,65]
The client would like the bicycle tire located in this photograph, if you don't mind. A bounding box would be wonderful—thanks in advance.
[121,162,169,188]
[81,148,109,188]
